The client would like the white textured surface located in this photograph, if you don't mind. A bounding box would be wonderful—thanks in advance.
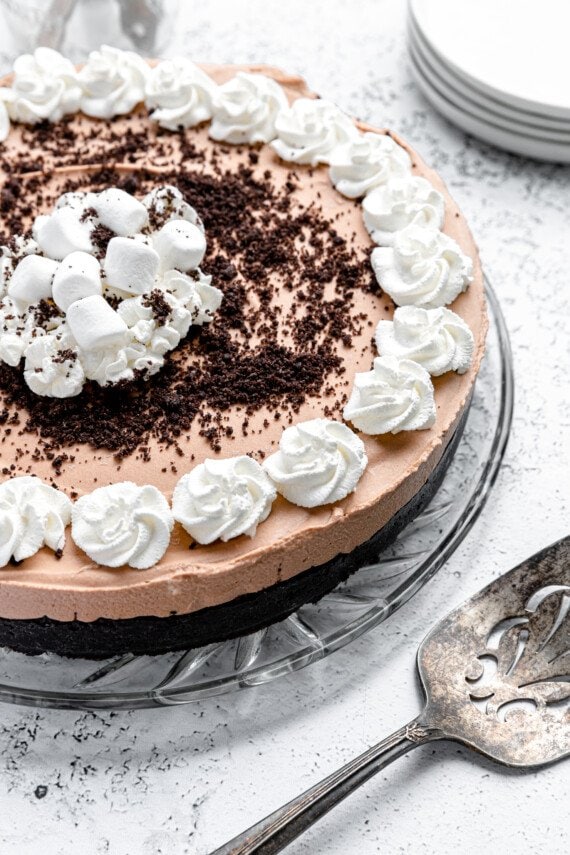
[0,2,569,853]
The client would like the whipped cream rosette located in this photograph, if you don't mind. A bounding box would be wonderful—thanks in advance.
[77,45,150,119]
[371,223,473,309]
[209,72,288,144]
[71,482,173,569]
[24,325,85,398]
[343,355,436,435]
[0,184,222,397]
[271,98,358,165]
[116,270,220,364]
[362,176,445,246]
[0,476,72,566]
[145,58,218,130]
[375,306,474,376]
[159,269,221,326]
[329,132,412,199]
[0,47,80,128]
[263,419,367,508]
[172,456,277,544]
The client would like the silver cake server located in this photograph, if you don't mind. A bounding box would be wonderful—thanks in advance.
[212,536,570,855]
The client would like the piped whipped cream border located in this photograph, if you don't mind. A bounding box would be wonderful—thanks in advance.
[0,46,476,569]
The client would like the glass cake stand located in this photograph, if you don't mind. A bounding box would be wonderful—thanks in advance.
[0,275,513,710]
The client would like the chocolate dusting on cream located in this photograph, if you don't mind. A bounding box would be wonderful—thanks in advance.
[0,115,380,470]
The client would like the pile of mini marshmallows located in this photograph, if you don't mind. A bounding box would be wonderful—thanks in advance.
[0,185,223,397]
[0,46,475,419]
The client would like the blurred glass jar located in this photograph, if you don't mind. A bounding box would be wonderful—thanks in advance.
[0,0,180,65]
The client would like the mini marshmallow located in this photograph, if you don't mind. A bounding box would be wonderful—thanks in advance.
[55,191,93,211]
[33,207,94,260]
[67,294,128,352]
[153,220,206,272]
[52,251,102,312]
[104,237,160,295]
[143,185,204,232]
[8,255,59,304]
[93,189,149,236]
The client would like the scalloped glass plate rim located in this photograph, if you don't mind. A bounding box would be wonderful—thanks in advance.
[0,275,513,709]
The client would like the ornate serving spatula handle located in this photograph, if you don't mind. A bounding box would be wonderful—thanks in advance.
[211,718,441,855]
[211,537,570,853]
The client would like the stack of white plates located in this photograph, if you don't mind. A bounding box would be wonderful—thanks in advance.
[408,0,570,162]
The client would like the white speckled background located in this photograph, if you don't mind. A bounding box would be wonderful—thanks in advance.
[0,2,569,853]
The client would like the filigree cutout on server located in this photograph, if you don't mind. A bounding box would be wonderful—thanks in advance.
[466,585,570,721]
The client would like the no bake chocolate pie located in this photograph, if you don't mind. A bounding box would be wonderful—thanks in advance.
[0,49,486,656]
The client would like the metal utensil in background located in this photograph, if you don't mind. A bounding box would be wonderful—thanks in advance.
[0,0,76,59]
[213,536,570,855]
[0,0,179,64]
[118,0,161,53]
[36,0,78,49]
[66,0,180,58]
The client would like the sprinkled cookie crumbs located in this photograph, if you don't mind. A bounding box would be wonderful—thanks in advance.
[0,114,381,473]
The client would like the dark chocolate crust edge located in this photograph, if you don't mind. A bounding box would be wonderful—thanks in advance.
[0,408,468,659]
